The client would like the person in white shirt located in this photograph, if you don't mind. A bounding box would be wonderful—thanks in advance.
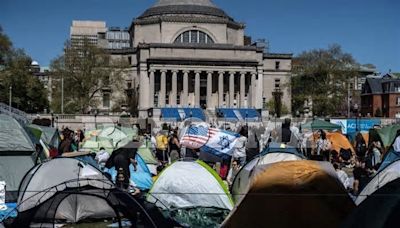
[233,127,248,166]
[333,163,350,190]
[227,160,241,187]
[95,147,110,168]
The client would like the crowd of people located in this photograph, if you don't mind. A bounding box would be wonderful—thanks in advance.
[54,119,397,200]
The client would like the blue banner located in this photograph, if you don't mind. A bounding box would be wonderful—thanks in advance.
[346,119,380,133]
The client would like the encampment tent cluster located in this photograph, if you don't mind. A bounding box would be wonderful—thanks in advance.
[4,113,400,227]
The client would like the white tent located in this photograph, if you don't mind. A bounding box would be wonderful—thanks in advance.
[356,159,400,205]
[147,161,233,210]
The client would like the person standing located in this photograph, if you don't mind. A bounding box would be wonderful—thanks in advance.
[156,131,169,165]
[168,131,180,163]
[105,139,140,188]
[233,127,248,166]
[58,129,74,154]
[227,160,241,187]
[316,129,331,161]
[352,159,369,196]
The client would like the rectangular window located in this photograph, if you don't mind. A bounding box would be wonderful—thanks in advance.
[275,79,281,89]
[99,32,106,39]
[183,32,189,43]
[103,93,110,108]
[199,32,206,43]
[191,31,197,43]
[275,61,280,70]
[397,97,400,106]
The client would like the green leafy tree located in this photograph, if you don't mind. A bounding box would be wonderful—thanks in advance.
[265,99,289,116]
[0,26,12,66]
[50,39,129,114]
[291,44,358,116]
[0,27,48,113]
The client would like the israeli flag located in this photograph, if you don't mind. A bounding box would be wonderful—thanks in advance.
[201,128,240,158]
[180,123,240,158]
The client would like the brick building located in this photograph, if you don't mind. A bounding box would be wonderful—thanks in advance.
[361,73,400,118]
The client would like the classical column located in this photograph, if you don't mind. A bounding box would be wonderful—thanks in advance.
[182,70,189,106]
[251,72,256,108]
[240,72,246,108]
[207,71,213,109]
[218,71,224,107]
[149,70,155,107]
[195,71,201,107]
[139,65,149,110]
[159,70,166,107]
[171,70,178,106]
[257,70,264,109]
[229,72,235,107]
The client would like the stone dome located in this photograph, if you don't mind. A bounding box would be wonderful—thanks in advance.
[153,0,217,7]
[138,0,232,20]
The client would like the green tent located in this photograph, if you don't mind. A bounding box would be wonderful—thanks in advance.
[98,127,128,147]
[118,126,137,139]
[138,140,158,165]
[301,119,341,131]
[81,136,114,153]
[376,124,400,149]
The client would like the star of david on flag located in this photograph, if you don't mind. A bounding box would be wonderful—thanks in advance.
[180,123,240,157]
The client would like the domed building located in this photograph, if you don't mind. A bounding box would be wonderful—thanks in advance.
[113,0,292,119]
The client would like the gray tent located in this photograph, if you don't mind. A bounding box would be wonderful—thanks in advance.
[0,114,36,202]
[12,158,170,227]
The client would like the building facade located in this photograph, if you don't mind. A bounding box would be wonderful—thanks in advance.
[70,0,293,118]
[70,20,107,47]
[361,73,400,118]
[125,0,292,118]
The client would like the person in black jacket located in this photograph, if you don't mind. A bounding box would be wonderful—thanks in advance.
[106,140,140,188]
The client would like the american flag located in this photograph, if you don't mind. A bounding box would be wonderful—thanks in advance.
[181,124,218,149]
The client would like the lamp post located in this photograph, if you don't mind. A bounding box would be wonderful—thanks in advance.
[354,103,359,132]
[94,109,98,129]
[9,85,12,112]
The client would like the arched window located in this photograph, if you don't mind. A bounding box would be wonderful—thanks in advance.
[174,30,214,44]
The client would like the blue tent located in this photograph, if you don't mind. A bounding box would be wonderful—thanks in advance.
[106,154,153,190]
[377,148,400,172]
